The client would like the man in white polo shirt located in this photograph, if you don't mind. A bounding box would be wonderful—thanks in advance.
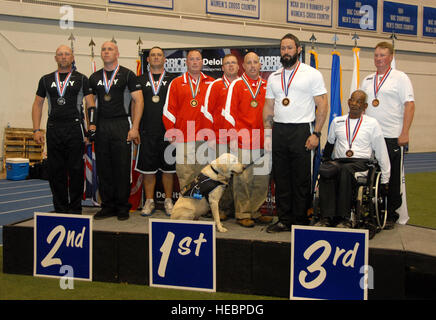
[263,33,328,233]
[316,90,390,228]
[361,41,415,229]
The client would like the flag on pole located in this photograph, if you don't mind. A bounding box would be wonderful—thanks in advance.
[128,55,144,211]
[83,50,100,206]
[329,50,342,130]
[350,47,360,96]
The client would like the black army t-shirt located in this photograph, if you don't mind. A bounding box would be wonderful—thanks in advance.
[137,71,176,135]
[36,70,91,121]
[89,66,141,119]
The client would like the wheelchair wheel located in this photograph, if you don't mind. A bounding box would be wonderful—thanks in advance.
[353,186,364,228]
[373,171,388,229]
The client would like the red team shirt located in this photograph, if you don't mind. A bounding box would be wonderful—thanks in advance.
[202,76,232,144]
[163,71,215,142]
[222,73,267,149]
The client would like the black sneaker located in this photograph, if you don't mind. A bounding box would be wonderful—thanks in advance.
[117,212,130,221]
[93,208,115,220]
[266,221,290,233]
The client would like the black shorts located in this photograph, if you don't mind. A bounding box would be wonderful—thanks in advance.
[135,133,176,174]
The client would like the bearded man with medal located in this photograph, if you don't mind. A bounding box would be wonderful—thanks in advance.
[89,41,144,221]
[263,33,329,233]
[162,49,215,190]
[220,52,272,228]
[315,90,390,228]
[360,41,416,229]
[136,46,178,217]
[32,45,95,214]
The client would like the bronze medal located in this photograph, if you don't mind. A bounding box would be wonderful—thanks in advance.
[152,95,160,103]
[104,93,112,102]
[282,98,290,106]
[372,99,379,107]
[250,99,258,108]
[346,150,354,158]
[190,99,198,107]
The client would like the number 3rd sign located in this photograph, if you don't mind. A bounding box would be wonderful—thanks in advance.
[290,225,369,300]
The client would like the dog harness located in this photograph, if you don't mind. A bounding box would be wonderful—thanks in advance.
[180,169,225,201]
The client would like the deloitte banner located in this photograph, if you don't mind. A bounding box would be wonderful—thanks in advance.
[141,46,306,79]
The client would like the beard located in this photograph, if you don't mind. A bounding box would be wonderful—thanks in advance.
[280,54,299,68]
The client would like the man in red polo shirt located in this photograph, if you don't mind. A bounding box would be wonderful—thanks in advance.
[163,49,215,189]
[222,52,272,228]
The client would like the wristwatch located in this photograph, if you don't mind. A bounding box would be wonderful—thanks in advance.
[33,129,41,133]
[313,131,321,138]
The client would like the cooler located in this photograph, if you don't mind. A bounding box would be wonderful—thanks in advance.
[6,158,30,181]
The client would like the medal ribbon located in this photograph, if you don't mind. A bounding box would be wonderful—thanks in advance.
[241,73,262,100]
[281,62,300,97]
[373,67,392,99]
[222,75,231,89]
[55,70,73,98]
[103,64,120,94]
[187,73,201,99]
[149,70,166,95]
[346,115,363,151]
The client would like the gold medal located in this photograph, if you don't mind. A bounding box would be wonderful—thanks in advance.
[250,99,258,108]
[104,94,112,102]
[152,95,160,103]
[372,99,379,107]
[190,99,198,107]
[346,150,354,157]
[282,98,290,106]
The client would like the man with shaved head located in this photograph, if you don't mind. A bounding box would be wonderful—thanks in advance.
[89,41,144,221]
[221,52,272,228]
[32,44,95,214]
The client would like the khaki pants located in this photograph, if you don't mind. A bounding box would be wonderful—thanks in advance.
[175,141,213,189]
[233,148,271,220]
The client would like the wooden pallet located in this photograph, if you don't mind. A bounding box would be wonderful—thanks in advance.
[3,127,45,168]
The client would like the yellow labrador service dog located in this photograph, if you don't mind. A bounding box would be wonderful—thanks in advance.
[171,153,244,232]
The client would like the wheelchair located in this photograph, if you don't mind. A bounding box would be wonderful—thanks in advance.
[311,158,388,239]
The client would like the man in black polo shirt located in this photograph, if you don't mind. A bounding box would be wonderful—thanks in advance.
[32,44,95,214]
[135,46,177,216]
[89,41,144,221]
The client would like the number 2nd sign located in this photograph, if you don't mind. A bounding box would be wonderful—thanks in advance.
[34,212,92,281]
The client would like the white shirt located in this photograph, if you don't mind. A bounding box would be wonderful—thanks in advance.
[328,114,391,183]
[265,63,327,123]
[361,68,414,138]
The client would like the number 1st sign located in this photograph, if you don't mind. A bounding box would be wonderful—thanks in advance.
[290,225,369,300]
[149,219,216,292]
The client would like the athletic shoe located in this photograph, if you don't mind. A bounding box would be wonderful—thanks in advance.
[141,199,155,217]
[93,208,115,220]
[164,198,173,216]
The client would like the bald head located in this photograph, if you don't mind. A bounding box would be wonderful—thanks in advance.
[101,41,120,68]
[54,45,74,71]
[243,52,261,79]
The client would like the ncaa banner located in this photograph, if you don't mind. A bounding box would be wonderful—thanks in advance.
[287,0,332,27]
[109,0,173,9]
[290,225,369,300]
[206,0,260,19]
[34,212,93,281]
